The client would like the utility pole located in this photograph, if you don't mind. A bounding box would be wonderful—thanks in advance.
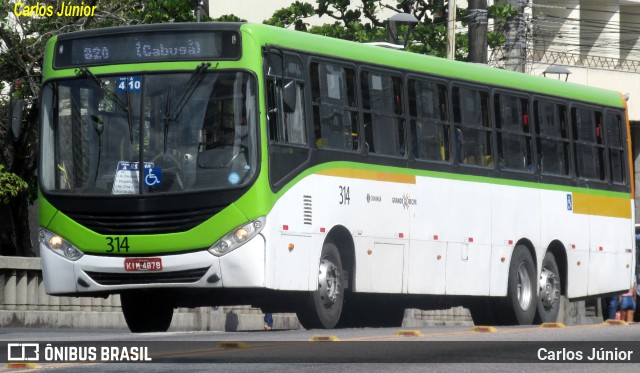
[468,0,488,64]
[447,0,457,60]
[503,0,526,72]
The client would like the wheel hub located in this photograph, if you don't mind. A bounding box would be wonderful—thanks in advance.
[539,268,560,309]
[516,262,532,311]
[318,256,340,310]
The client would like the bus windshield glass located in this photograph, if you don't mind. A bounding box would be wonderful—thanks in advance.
[40,71,258,195]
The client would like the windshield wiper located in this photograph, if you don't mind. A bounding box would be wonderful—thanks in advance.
[77,67,134,143]
[163,62,212,153]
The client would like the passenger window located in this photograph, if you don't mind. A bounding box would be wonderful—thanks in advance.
[311,62,359,151]
[534,100,570,176]
[266,53,307,145]
[361,71,405,157]
[495,94,532,172]
[605,112,626,184]
[452,86,492,167]
[572,107,605,181]
[409,79,449,162]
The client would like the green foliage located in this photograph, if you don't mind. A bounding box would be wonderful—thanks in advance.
[213,14,247,23]
[487,2,518,49]
[261,0,515,61]
[0,165,28,204]
[264,1,315,31]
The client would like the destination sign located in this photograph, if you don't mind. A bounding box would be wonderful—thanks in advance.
[54,30,240,68]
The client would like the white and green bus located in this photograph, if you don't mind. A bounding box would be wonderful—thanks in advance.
[33,22,635,332]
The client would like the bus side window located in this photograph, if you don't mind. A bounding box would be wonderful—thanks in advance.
[605,112,626,184]
[361,70,404,157]
[311,62,359,151]
[453,86,492,167]
[535,100,571,177]
[495,93,532,172]
[266,53,307,146]
[409,78,449,162]
[572,107,605,181]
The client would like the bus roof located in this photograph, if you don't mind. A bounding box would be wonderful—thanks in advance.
[241,23,625,109]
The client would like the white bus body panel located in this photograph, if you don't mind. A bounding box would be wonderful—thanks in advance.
[265,170,633,299]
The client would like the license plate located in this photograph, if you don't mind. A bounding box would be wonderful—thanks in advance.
[124,258,162,272]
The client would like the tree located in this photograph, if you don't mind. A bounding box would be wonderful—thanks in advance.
[0,0,201,256]
[264,0,515,61]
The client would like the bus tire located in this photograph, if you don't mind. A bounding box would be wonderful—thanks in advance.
[501,245,537,325]
[296,242,344,329]
[535,252,561,323]
[469,297,497,326]
[121,291,174,333]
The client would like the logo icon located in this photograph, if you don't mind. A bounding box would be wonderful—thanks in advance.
[7,343,39,361]
[144,167,162,187]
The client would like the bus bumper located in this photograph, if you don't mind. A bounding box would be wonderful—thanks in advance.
[40,234,266,295]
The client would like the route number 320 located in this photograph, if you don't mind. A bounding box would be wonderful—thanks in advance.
[106,237,130,253]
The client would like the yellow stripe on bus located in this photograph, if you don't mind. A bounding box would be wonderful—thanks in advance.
[572,193,631,219]
[317,168,416,184]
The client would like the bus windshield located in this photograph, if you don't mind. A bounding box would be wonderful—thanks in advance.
[40,71,258,195]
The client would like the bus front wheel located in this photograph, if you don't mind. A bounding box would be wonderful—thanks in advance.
[296,242,344,329]
[501,245,537,325]
[121,291,174,333]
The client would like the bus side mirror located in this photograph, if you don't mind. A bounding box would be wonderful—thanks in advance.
[10,99,24,139]
[282,80,297,114]
[8,81,23,139]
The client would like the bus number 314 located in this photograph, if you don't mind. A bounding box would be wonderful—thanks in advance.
[339,185,350,205]
[106,237,130,253]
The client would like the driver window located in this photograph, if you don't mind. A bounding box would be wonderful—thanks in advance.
[266,52,306,145]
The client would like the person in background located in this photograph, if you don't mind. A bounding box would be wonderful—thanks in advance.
[264,313,273,331]
[605,295,619,321]
[619,280,637,323]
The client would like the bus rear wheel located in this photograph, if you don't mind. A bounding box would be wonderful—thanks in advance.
[121,290,174,333]
[535,252,561,323]
[499,245,537,325]
[296,242,344,329]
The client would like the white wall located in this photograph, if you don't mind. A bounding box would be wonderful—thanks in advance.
[530,64,640,121]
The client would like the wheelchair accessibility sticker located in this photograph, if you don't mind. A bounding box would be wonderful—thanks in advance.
[144,167,163,187]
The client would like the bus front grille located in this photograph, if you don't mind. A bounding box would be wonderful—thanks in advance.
[84,267,210,286]
[67,207,222,235]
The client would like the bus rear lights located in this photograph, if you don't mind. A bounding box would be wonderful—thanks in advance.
[598,246,603,251]
[39,228,84,261]
[571,244,576,249]
[367,250,373,255]
[399,233,404,238]
[288,243,295,252]
[208,217,266,257]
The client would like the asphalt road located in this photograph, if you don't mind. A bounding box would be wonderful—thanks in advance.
[2,322,639,372]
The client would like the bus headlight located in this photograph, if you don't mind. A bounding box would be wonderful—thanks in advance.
[208,217,265,257]
[39,228,84,261]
